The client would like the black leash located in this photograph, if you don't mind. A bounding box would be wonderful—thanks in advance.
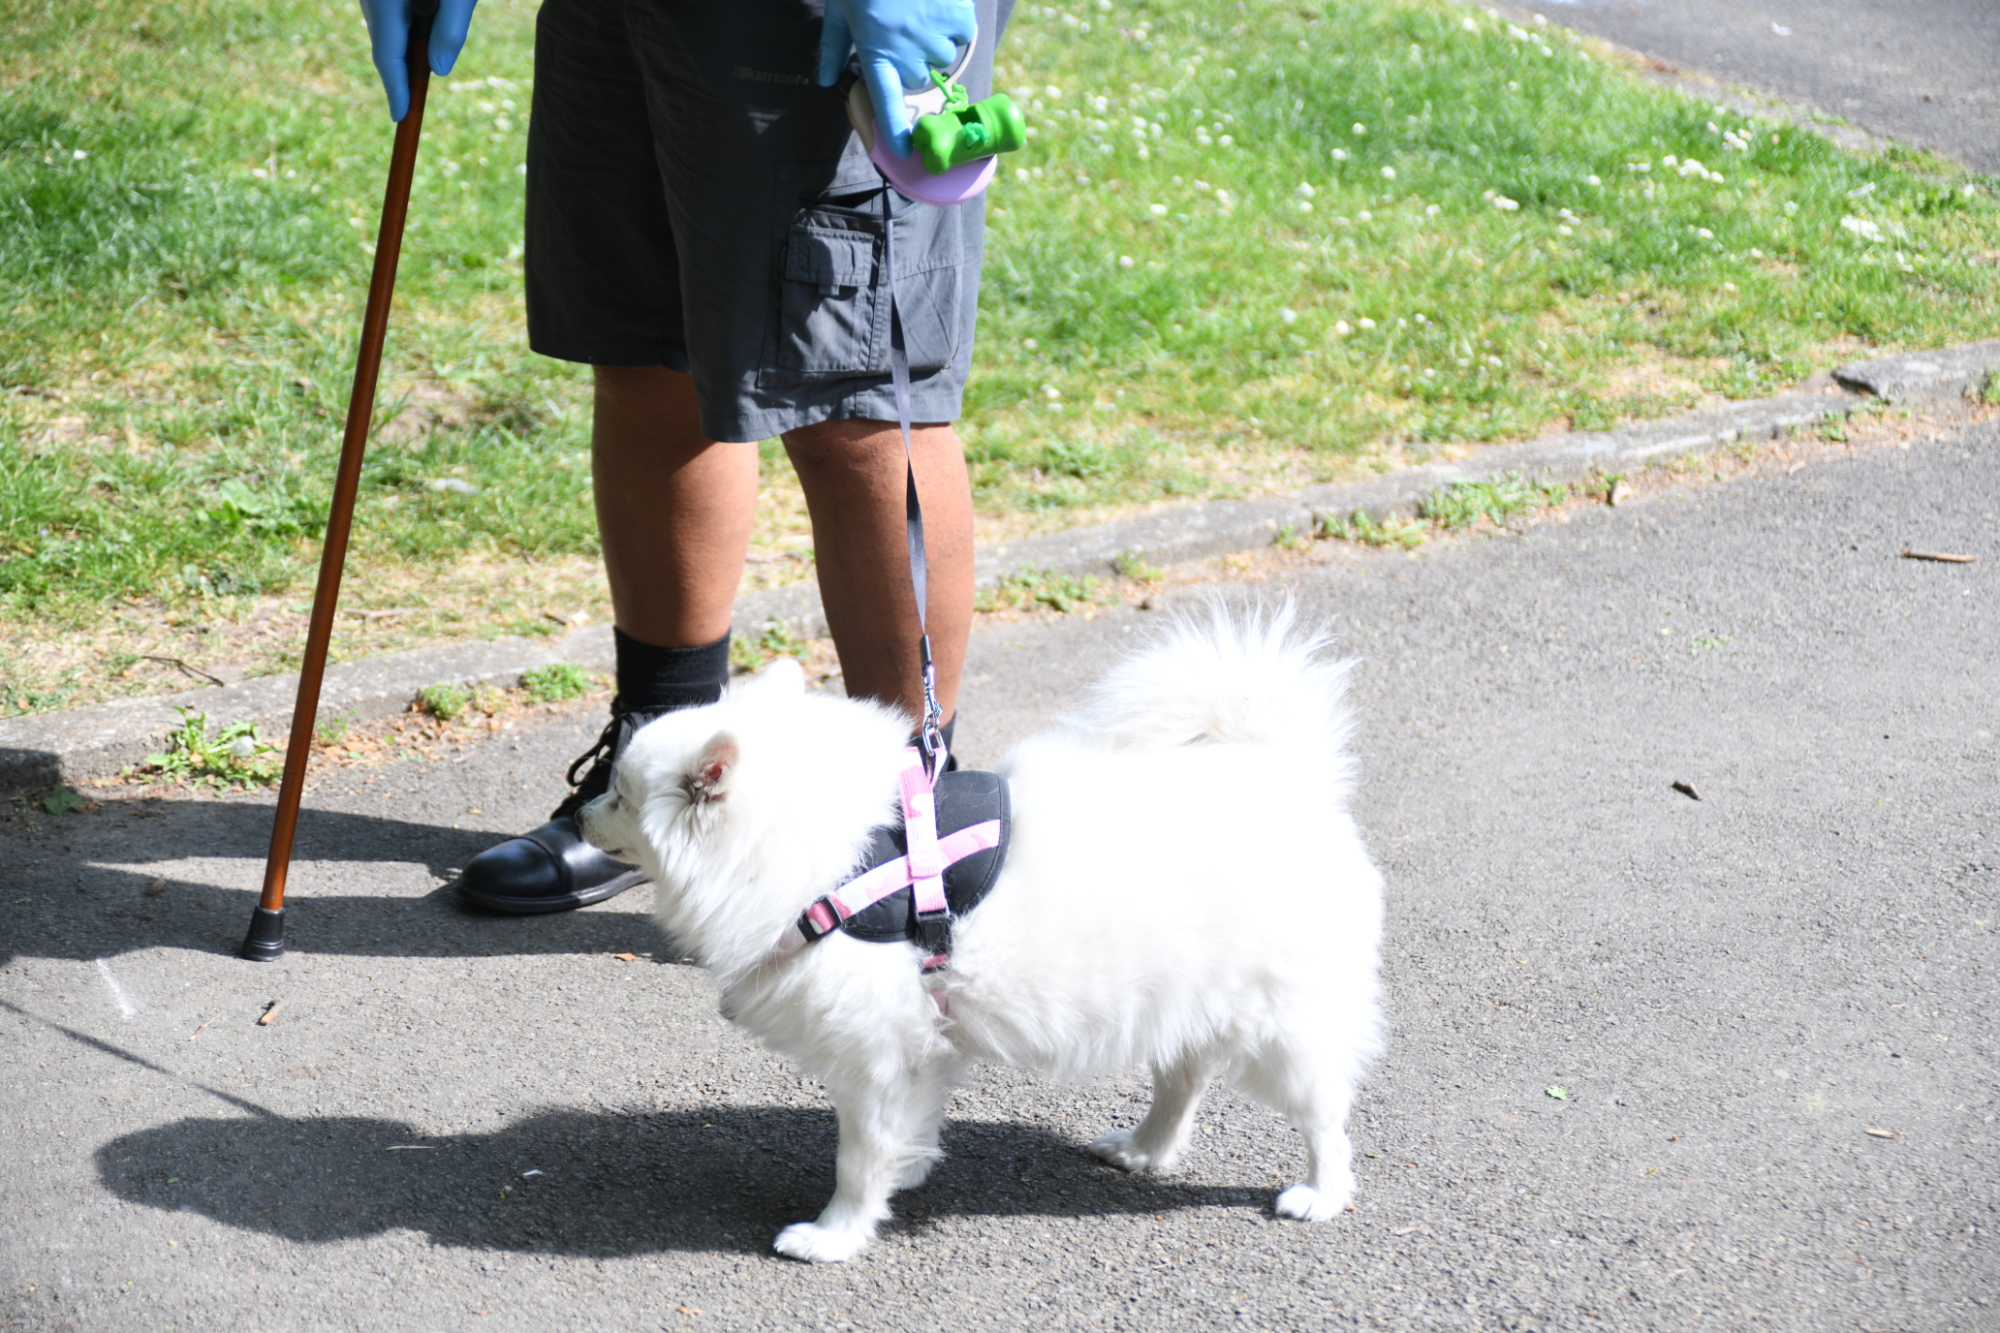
[881,188,945,778]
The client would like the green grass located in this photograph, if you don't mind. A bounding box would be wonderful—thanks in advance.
[964,0,2000,506]
[519,661,591,704]
[417,680,471,720]
[1417,472,1567,529]
[4,0,1999,716]
[139,705,281,787]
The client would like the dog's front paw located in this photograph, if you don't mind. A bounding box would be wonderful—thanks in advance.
[1089,1129,1173,1173]
[772,1221,871,1264]
[1275,1178,1353,1222]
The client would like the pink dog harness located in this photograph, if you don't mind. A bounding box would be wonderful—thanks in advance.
[776,747,1009,973]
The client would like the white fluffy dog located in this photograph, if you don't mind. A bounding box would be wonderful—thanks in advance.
[577,605,1383,1263]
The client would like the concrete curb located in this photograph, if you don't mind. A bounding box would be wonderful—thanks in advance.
[4,342,1994,792]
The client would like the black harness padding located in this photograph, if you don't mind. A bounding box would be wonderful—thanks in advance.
[836,769,1009,961]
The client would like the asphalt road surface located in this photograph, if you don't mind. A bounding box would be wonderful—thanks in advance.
[1534,0,2000,175]
[3,418,1996,1331]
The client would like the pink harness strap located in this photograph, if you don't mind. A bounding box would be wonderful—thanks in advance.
[775,747,1001,965]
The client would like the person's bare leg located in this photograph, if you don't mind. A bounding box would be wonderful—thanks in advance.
[782,419,973,726]
[592,364,759,648]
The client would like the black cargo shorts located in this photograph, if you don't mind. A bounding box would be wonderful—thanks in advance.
[524,0,1010,443]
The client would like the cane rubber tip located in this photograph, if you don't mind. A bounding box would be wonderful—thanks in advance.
[240,907,287,962]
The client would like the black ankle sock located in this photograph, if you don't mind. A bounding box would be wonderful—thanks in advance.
[613,627,731,714]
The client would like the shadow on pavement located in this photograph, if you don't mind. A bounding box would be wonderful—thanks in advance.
[96,1106,1260,1258]
[1,795,663,966]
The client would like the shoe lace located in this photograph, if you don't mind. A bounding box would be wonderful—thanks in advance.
[552,699,647,821]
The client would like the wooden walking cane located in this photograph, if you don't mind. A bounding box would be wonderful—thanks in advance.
[241,0,441,961]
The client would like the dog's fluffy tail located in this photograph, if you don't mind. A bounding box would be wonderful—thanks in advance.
[1070,598,1355,767]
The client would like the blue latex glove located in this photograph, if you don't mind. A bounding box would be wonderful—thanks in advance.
[817,0,976,158]
[360,0,479,122]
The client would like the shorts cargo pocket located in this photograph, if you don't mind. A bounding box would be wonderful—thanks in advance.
[760,190,965,387]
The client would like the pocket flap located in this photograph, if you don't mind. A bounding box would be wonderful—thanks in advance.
[785,226,877,288]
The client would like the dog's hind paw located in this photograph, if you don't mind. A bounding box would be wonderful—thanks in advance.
[773,1221,871,1264]
[1274,1182,1350,1222]
[1089,1129,1173,1173]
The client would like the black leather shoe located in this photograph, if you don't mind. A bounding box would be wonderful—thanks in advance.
[457,702,662,914]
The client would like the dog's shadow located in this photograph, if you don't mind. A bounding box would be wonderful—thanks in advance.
[97,1105,1265,1257]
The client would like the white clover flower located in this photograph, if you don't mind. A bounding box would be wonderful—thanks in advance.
[1357,317,1376,329]
[1333,319,1352,335]
[1296,200,1313,213]
[1023,338,1039,350]
[1587,174,1602,186]
[1016,168,1031,182]
[1043,384,1062,399]
[1332,147,1349,162]
[1149,203,1168,216]
[1381,166,1396,180]
[1486,356,1502,367]
[1840,216,1884,242]
[1045,85,1063,98]
[1425,203,1440,217]
[1219,135,1234,147]
[1693,227,1713,239]
[1557,224,1572,235]
[1295,181,1316,198]
[1358,210,1372,221]
[1118,255,1135,267]
[1194,179,1211,191]
[1352,123,1366,135]
[1722,282,1738,292]
[73,149,89,161]
[1663,155,1678,167]
[1784,201,1799,215]
[1280,308,1298,326]
[1492,195,1519,211]
[1462,17,1479,32]
[251,167,268,179]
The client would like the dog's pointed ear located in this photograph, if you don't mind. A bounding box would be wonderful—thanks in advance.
[687,732,738,804]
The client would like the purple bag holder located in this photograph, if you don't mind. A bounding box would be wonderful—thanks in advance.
[868,121,998,206]
[850,32,995,207]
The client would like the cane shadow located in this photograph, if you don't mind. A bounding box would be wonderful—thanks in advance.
[0,795,664,967]
[96,1106,1261,1258]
